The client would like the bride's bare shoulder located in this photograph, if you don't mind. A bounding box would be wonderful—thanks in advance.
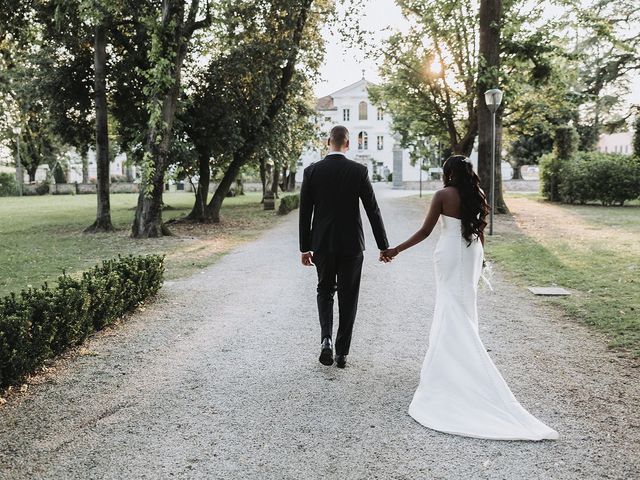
[438,186,460,199]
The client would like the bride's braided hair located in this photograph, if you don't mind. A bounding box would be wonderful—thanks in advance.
[443,155,489,245]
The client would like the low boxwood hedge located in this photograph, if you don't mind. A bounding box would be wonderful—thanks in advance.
[0,255,164,389]
[278,193,300,215]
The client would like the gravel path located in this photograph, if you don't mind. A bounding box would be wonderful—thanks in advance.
[1,186,638,479]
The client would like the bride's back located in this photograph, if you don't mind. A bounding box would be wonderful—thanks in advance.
[439,186,462,220]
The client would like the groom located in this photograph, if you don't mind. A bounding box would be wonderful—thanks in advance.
[299,125,390,369]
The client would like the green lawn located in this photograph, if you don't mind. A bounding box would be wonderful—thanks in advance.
[485,196,640,356]
[0,192,281,296]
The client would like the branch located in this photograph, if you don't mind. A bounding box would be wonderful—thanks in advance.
[185,0,213,36]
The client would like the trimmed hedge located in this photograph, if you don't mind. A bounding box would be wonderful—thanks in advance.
[278,193,300,215]
[0,255,164,389]
[0,172,18,197]
[541,152,640,205]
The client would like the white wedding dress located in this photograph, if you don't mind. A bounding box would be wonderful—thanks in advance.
[408,215,559,441]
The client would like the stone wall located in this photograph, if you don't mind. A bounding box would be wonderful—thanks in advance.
[393,179,540,192]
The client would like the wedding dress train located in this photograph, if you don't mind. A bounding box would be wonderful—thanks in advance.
[408,215,559,441]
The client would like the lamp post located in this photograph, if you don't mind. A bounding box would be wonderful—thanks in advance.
[484,88,503,236]
[12,126,23,196]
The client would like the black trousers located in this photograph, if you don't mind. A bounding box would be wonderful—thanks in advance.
[313,252,364,356]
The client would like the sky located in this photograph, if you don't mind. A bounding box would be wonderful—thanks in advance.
[314,0,408,97]
[315,0,640,106]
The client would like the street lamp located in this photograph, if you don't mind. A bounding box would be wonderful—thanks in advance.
[12,126,23,196]
[484,88,503,236]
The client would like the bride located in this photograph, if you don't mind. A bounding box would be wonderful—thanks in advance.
[381,155,558,441]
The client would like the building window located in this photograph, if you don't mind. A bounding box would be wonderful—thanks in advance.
[358,131,368,150]
[377,135,384,150]
[343,109,350,121]
[359,101,368,120]
[377,108,384,120]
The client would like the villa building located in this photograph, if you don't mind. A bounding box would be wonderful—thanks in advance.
[296,77,422,186]
[597,131,633,155]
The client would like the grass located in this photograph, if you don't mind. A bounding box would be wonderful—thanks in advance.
[485,196,640,356]
[0,192,283,296]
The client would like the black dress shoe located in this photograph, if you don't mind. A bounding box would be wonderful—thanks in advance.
[335,355,347,369]
[319,337,334,366]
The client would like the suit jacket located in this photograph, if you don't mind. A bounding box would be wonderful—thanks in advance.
[299,153,389,254]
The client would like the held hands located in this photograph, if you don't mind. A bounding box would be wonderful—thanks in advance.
[379,247,400,263]
[302,250,399,265]
[301,252,314,266]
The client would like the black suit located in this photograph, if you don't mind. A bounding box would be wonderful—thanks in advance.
[299,153,389,356]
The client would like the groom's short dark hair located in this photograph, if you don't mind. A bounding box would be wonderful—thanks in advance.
[329,125,349,148]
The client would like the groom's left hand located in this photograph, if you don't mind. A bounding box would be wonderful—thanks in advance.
[379,250,394,263]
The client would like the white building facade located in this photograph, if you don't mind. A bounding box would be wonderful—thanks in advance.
[296,78,422,185]
[597,131,633,155]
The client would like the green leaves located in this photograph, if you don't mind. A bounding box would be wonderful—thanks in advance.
[0,255,164,389]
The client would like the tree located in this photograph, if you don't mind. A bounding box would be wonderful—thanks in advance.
[1,48,60,182]
[177,41,255,222]
[370,0,576,211]
[201,0,318,223]
[568,0,640,147]
[369,1,480,157]
[131,0,212,238]
[0,2,57,182]
[507,132,553,178]
[36,2,94,184]
[86,15,114,232]
[477,0,508,212]
[257,81,318,198]
[42,0,152,232]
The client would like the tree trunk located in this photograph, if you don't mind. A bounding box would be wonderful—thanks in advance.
[259,157,266,203]
[454,132,476,157]
[271,164,280,198]
[206,150,245,222]
[187,149,211,221]
[477,0,508,214]
[81,150,89,183]
[132,0,190,238]
[286,171,296,191]
[132,166,168,236]
[279,164,288,191]
[263,161,275,210]
[85,23,114,233]
[27,169,36,183]
[511,164,522,180]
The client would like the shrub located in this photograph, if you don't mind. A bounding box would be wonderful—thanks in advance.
[554,125,579,160]
[539,153,563,201]
[542,151,640,206]
[0,172,18,196]
[0,255,164,389]
[35,179,50,195]
[278,193,300,215]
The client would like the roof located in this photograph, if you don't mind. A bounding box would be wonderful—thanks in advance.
[316,95,336,111]
[315,77,379,112]
[327,78,377,97]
